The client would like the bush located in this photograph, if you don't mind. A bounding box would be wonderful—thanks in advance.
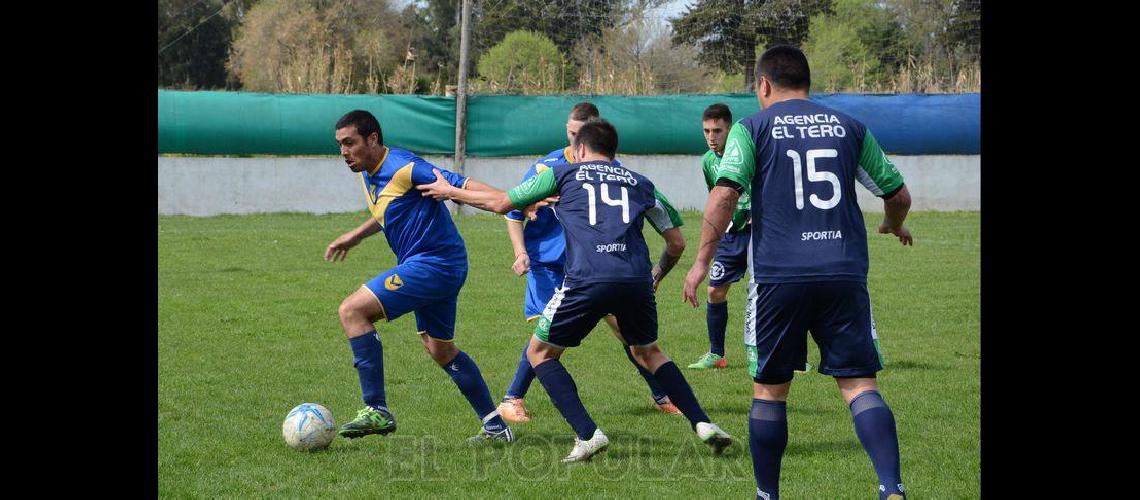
[475,30,567,94]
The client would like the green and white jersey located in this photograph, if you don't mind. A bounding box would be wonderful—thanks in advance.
[702,149,751,233]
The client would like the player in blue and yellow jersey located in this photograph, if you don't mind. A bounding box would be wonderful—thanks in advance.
[682,46,912,499]
[498,102,680,423]
[418,119,733,464]
[326,110,513,444]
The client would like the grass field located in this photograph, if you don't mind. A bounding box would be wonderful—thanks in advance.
[158,210,979,498]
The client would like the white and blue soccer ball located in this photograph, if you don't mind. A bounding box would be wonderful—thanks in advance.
[282,403,336,451]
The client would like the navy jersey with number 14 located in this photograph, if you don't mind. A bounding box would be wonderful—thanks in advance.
[506,160,683,289]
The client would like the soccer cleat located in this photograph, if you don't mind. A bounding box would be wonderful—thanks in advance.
[695,422,733,455]
[338,406,396,439]
[561,429,609,463]
[468,426,514,445]
[655,398,682,415]
[497,397,531,423]
[687,352,727,369]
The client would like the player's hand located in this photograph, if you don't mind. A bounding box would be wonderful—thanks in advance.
[416,168,455,201]
[512,253,530,276]
[878,223,914,246]
[682,262,709,308]
[325,233,360,262]
[523,196,560,221]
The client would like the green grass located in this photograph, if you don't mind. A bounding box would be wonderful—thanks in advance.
[158,210,979,497]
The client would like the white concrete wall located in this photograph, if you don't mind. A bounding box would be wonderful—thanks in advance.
[158,154,979,216]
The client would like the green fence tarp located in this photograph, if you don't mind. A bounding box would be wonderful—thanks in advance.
[158,91,455,155]
[465,94,761,156]
[158,90,980,156]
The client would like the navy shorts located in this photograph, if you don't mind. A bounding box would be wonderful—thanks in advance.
[363,259,468,341]
[709,224,751,287]
[534,281,657,348]
[524,263,565,321]
[743,281,883,384]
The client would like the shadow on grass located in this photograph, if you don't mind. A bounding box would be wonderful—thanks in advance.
[888,360,951,371]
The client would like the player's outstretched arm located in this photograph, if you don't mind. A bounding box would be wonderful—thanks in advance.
[325,217,382,262]
[417,168,516,214]
[463,178,499,193]
[652,227,686,291]
[682,185,739,307]
[878,184,913,245]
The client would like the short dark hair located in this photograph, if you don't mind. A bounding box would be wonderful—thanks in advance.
[702,103,732,124]
[573,118,618,159]
[756,45,811,91]
[569,101,600,121]
[336,109,383,145]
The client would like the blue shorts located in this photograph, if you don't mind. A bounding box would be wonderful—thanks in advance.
[524,263,566,321]
[363,259,468,341]
[744,281,882,384]
[534,281,657,348]
[709,224,751,287]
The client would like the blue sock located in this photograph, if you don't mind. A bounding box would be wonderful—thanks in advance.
[651,361,710,429]
[442,351,506,432]
[707,301,728,356]
[504,340,535,400]
[623,345,668,403]
[348,331,386,410]
[533,359,597,440]
[849,391,905,499]
[749,398,788,500]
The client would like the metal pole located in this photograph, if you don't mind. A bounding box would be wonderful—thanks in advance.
[451,0,472,217]
[454,0,472,178]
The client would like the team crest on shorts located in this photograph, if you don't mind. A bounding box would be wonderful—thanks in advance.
[710,262,726,281]
[384,274,404,291]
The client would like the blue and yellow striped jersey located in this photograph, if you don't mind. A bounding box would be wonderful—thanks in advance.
[359,147,469,268]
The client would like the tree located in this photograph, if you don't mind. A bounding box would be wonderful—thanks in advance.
[802,0,908,91]
[574,3,711,94]
[158,0,254,89]
[941,0,980,64]
[399,0,461,91]
[886,0,979,91]
[671,0,829,91]
[472,0,625,58]
[475,30,567,94]
[227,0,411,93]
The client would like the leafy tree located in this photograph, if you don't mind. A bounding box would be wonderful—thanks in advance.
[573,3,710,94]
[887,0,979,90]
[802,0,908,91]
[399,0,461,89]
[475,30,568,94]
[158,0,254,89]
[471,0,625,58]
[671,0,829,91]
[940,0,980,64]
[803,17,872,91]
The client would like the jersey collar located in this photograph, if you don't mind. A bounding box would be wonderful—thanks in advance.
[562,145,576,163]
[367,146,390,176]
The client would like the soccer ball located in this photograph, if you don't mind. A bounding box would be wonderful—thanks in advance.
[282,403,336,451]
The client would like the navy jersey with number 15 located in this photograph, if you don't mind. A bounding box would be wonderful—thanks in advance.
[506,160,683,288]
[716,99,904,283]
